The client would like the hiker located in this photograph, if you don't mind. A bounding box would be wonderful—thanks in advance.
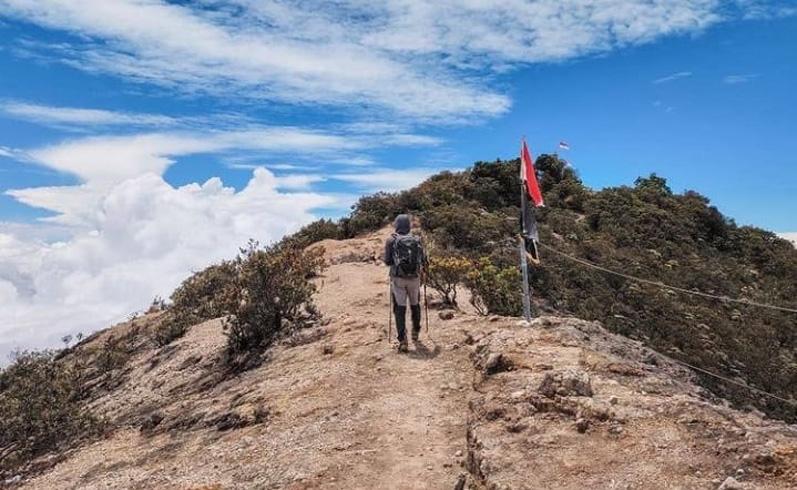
[384,214,427,352]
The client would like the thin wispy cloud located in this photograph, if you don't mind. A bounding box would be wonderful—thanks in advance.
[652,100,675,113]
[225,155,375,171]
[739,0,797,19]
[329,156,376,167]
[23,129,360,186]
[723,74,760,84]
[275,174,326,190]
[334,168,437,192]
[0,101,260,132]
[225,161,316,172]
[0,0,743,122]
[652,71,693,84]
[225,162,270,171]
[0,101,178,127]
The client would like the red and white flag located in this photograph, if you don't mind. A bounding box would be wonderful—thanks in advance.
[520,139,544,207]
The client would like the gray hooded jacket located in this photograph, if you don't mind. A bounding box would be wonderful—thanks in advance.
[383,214,425,277]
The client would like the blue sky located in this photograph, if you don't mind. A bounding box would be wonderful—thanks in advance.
[0,0,795,355]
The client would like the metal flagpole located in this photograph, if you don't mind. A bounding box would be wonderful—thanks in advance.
[519,234,532,323]
[519,138,533,323]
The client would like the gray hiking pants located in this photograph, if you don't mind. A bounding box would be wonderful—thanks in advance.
[391,276,421,306]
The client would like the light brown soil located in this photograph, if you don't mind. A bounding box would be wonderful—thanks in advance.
[16,229,797,489]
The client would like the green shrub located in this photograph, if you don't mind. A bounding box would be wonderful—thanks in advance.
[403,171,471,212]
[152,236,327,361]
[288,219,344,248]
[224,242,325,366]
[423,205,514,253]
[153,318,191,347]
[465,258,524,316]
[341,192,400,237]
[95,333,134,375]
[0,351,101,474]
[533,154,590,212]
[426,255,471,306]
[465,159,520,210]
[154,261,239,345]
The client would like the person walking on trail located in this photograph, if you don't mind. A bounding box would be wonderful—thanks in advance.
[384,214,427,353]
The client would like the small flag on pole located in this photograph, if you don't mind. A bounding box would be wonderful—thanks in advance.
[558,140,570,151]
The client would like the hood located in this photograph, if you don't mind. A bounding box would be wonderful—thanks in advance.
[394,214,411,234]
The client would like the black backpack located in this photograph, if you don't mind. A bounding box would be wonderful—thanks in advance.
[392,234,423,277]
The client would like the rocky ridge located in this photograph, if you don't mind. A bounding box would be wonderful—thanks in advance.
[8,229,797,489]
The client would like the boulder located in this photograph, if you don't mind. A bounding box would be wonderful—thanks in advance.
[484,353,513,375]
[140,412,164,433]
[538,369,593,398]
[439,311,455,320]
[718,476,746,490]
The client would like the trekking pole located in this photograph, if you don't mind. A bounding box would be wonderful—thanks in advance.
[423,282,430,334]
[387,276,392,342]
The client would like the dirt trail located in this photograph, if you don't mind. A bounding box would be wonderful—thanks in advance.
[307,252,472,489]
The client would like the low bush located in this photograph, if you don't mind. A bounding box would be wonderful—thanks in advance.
[288,219,344,248]
[426,255,471,307]
[0,351,101,474]
[341,192,400,237]
[465,258,524,316]
[150,236,326,370]
[94,333,135,375]
[154,261,239,346]
[224,242,325,367]
[423,205,514,253]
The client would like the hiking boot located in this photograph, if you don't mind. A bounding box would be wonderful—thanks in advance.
[398,339,409,353]
[411,329,420,342]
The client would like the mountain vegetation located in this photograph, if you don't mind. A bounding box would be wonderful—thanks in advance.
[0,350,102,474]
[300,156,797,421]
[153,239,325,368]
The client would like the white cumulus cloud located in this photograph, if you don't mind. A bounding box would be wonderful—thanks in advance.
[0,168,342,360]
